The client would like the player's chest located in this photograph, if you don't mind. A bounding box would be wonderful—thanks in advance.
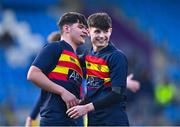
[49,50,83,85]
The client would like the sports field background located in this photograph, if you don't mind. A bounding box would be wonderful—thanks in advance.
[0,0,180,125]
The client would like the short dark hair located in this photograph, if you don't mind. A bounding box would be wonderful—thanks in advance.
[87,12,112,31]
[47,31,61,42]
[58,12,88,30]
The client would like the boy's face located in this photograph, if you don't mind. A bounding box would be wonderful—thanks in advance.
[68,23,88,46]
[89,27,112,50]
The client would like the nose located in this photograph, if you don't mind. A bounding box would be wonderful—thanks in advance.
[99,32,105,38]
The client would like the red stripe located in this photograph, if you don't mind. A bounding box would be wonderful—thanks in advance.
[86,55,107,65]
[63,50,77,58]
[86,69,109,78]
[62,50,81,63]
[48,72,67,81]
[62,50,81,65]
[58,61,83,76]
[104,82,111,86]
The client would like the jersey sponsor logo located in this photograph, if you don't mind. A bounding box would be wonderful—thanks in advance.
[48,50,83,85]
[85,55,111,86]
[68,69,82,86]
[86,76,104,89]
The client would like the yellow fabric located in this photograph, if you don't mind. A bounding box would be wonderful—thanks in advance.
[31,119,39,126]
[52,66,69,74]
[86,61,109,72]
[83,114,88,127]
[103,77,111,82]
[59,54,81,68]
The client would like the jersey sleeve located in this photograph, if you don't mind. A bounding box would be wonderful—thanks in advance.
[29,94,41,119]
[32,43,61,74]
[92,91,126,110]
[108,51,128,87]
[91,52,128,110]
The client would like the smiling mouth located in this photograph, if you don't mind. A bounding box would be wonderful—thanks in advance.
[96,39,106,43]
[80,35,86,39]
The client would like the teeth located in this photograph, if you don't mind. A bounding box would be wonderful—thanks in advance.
[97,39,104,42]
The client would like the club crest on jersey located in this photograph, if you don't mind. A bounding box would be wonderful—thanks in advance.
[97,64,102,71]
[87,63,91,67]
[70,56,76,62]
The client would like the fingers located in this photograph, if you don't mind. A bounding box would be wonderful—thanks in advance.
[66,102,74,109]
[66,107,74,114]
[69,101,75,108]
[67,107,77,116]
[78,99,82,104]
[71,113,80,119]
[127,73,133,79]
[66,107,79,119]
[61,89,79,109]
[130,81,140,92]
[66,103,70,109]
[66,99,79,109]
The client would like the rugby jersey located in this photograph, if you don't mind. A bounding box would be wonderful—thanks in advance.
[85,42,129,126]
[32,40,82,125]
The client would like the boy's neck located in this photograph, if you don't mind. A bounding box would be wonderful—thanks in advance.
[61,36,77,52]
[92,43,108,52]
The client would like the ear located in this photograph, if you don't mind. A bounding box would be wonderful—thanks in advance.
[108,28,112,36]
[63,24,70,33]
[109,28,112,33]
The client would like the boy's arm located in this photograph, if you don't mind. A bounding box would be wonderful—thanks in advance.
[27,66,79,109]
